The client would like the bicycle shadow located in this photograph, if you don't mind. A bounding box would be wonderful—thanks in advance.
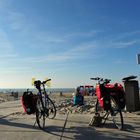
[0,116,74,139]
[0,117,40,132]
[0,115,139,140]
[123,123,140,135]
[43,116,140,140]
[95,121,138,131]
[44,124,140,140]
[100,122,135,130]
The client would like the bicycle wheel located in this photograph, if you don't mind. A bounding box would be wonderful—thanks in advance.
[95,99,107,118]
[45,97,56,119]
[36,98,45,129]
[110,97,123,130]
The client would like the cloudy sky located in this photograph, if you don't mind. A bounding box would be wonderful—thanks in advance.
[0,0,140,88]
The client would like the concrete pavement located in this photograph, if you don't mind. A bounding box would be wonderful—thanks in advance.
[0,100,140,140]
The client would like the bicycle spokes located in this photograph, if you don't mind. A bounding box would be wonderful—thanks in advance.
[110,97,123,130]
[46,97,56,119]
[36,98,45,129]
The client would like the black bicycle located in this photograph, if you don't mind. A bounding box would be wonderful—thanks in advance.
[34,79,56,129]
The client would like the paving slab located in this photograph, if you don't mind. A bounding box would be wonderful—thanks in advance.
[63,113,140,140]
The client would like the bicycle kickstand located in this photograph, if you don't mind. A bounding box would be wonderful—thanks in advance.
[102,113,109,126]
[33,120,37,127]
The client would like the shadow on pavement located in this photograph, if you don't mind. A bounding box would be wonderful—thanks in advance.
[0,117,39,131]
[44,120,140,140]
[67,125,140,140]
[0,115,139,140]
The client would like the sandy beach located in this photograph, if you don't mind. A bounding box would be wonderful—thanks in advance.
[0,92,140,140]
[0,91,96,115]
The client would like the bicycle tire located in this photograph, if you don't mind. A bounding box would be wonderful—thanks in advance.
[110,97,124,130]
[45,97,56,119]
[36,98,45,129]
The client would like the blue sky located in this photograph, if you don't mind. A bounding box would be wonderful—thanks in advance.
[0,0,140,88]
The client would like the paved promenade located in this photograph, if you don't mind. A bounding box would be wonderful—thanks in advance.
[0,100,140,140]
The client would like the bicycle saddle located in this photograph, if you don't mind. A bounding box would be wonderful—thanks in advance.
[34,80,41,89]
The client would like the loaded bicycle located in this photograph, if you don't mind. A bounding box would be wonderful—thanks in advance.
[89,77,125,130]
[34,79,56,129]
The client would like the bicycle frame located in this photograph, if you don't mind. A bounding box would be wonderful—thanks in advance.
[34,79,51,113]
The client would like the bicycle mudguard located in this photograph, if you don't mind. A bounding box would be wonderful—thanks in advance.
[96,84,112,111]
[96,85,104,109]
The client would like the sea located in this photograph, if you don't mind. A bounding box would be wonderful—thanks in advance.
[0,88,75,95]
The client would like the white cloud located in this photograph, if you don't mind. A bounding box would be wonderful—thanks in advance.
[114,40,139,48]
[0,0,11,10]
[105,30,140,49]
[7,11,26,30]
[116,30,140,40]
[0,0,28,31]
[22,41,99,63]
[34,32,66,44]
[114,59,128,64]
[0,67,30,74]
[33,30,102,47]
[0,29,15,54]
[65,30,102,38]
[0,54,18,59]
[24,54,72,63]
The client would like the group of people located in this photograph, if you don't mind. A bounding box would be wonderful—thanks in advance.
[72,86,95,105]
[78,86,95,96]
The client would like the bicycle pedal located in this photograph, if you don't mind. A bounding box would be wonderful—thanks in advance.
[111,110,117,116]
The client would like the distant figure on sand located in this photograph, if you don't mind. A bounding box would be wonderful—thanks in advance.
[72,87,84,105]
[60,91,63,96]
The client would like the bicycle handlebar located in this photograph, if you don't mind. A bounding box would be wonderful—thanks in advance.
[90,77,111,84]
[42,79,51,84]
[34,79,51,89]
[104,79,111,84]
[90,77,100,80]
